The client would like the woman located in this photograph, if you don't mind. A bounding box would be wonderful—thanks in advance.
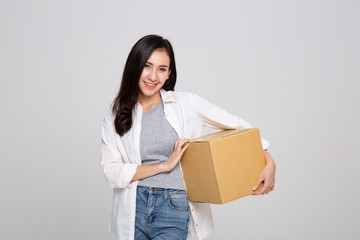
[101,35,276,240]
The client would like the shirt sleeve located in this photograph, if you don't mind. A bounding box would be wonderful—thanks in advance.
[191,93,270,150]
[101,108,138,188]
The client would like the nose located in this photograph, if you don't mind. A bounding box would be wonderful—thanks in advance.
[148,69,157,81]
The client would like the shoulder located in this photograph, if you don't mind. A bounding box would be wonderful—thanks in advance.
[102,102,116,124]
[173,91,195,99]
[160,89,211,111]
[160,89,197,102]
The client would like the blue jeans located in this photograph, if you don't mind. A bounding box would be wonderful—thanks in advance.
[135,186,190,240]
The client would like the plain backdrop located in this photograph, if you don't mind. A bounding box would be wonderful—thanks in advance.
[1,0,359,239]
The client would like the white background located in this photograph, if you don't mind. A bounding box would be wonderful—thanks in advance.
[1,0,359,239]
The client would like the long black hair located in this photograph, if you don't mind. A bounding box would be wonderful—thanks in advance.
[112,35,177,136]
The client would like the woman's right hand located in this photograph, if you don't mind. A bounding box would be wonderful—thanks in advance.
[161,138,190,172]
[131,138,190,182]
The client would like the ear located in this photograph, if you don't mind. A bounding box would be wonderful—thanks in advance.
[167,69,171,80]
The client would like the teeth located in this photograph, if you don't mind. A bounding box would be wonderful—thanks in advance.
[145,82,156,86]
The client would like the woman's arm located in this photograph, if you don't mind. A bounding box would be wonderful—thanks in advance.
[252,150,276,195]
[101,110,138,188]
[191,93,276,194]
[191,93,270,150]
[131,138,190,182]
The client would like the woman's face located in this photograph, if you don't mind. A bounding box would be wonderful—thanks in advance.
[138,48,171,101]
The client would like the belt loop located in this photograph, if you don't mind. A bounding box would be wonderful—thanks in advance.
[165,189,168,200]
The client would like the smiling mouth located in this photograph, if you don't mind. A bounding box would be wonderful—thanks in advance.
[144,81,157,88]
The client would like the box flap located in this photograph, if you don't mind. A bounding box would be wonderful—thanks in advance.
[191,129,252,142]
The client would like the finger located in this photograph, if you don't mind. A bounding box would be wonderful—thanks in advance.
[180,143,189,153]
[178,140,190,149]
[175,139,186,147]
[266,182,274,191]
[257,181,271,195]
[264,184,274,194]
[179,138,190,144]
[179,138,189,145]
[175,138,186,146]
[252,185,263,195]
[174,140,188,153]
[255,188,265,195]
[266,187,274,194]
[253,181,274,195]
[264,186,271,194]
[252,177,264,191]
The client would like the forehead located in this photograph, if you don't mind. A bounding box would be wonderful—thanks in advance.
[147,49,170,65]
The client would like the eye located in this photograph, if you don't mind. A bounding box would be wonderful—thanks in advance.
[144,64,151,69]
[159,68,167,72]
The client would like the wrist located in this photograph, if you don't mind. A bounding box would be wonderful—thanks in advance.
[264,151,275,164]
[159,162,169,173]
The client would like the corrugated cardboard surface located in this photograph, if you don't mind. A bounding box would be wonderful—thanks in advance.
[180,128,265,204]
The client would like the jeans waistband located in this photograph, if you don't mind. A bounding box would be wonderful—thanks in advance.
[137,186,187,195]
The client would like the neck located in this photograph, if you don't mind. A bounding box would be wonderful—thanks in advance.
[138,92,161,112]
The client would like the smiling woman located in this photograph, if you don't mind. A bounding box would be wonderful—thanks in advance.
[101,35,276,240]
[110,35,177,137]
[138,49,171,112]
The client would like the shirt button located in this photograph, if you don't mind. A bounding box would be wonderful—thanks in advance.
[192,209,194,212]
[165,114,168,117]
[196,224,199,227]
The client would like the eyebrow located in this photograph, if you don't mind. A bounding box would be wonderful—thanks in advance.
[146,62,169,68]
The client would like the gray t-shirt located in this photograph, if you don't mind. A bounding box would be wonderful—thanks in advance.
[138,99,186,190]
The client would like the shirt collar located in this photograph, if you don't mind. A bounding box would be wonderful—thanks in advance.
[160,89,176,103]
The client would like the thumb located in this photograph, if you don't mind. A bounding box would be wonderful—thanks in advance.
[253,178,263,191]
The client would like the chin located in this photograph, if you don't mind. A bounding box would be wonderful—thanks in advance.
[140,88,160,97]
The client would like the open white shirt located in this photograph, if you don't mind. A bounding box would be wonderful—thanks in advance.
[101,89,269,240]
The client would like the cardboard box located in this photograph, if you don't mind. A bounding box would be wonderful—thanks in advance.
[180,128,265,204]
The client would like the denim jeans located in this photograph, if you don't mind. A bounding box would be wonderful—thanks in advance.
[135,186,190,240]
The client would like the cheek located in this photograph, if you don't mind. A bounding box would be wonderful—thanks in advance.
[159,77,168,85]
[160,72,170,81]
[138,71,147,84]
[139,70,147,80]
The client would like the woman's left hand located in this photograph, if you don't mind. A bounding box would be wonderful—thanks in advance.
[252,150,276,195]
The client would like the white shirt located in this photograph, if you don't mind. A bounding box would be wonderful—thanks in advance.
[101,89,270,240]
